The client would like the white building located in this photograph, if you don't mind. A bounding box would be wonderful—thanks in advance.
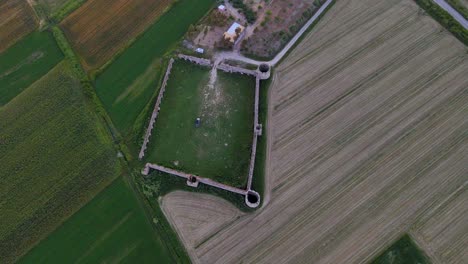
[223,22,245,43]
[218,5,226,11]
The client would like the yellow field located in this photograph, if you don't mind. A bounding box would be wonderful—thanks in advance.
[0,0,37,53]
[161,0,468,263]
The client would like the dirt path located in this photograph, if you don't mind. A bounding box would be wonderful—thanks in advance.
[216,0,334,66]
[433,0,468,28]
[223,0,246,24]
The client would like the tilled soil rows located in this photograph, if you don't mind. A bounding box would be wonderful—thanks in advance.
[61,0,173,69]
[161,0,468,263]
[0,0,37,53]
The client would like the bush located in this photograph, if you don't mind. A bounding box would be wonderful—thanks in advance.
[446,0,468,19]
[229,0,257,23]
[51,26,87,81]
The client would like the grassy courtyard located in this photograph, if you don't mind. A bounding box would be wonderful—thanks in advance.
[146,60,255,188]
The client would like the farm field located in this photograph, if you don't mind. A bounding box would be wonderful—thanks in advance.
[160,0,468,263]
[146,60,255,188]
[371,235,430,264]
[60,0,174,70]
[95,0,215,135]
[0,62,119,263]
[161,191,245,259]
[410,182,467,263]
[20,177,173,263]
[0,0,37,53]
[0,31,63,106]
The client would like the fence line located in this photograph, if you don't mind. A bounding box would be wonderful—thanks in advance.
[217,63,258,76]
[143,163,248,195]
[138,58,174,160]
[247,76,261,190]
[178,54,213,67]
[141,55,265,207]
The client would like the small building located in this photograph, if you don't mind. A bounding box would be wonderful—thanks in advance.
[195,48,204,54]
[195,117,201,127]
[223,22,245,43]
[218,5,226,11]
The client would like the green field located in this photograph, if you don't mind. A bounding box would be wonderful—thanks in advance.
[0,31,63,106]
[20,177,173,263]
[0,62,119,262]
[95,0,214,135]
[372,235,431,264]
[146,61,255,187]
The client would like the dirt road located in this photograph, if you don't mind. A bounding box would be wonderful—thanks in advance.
[433,0,468,28]
[217,0,334,66]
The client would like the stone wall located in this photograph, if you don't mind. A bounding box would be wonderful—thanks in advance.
[139,58,174,160]
[178,54,213,67]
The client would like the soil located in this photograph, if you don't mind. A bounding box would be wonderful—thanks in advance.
[189,9,235,50]
[0,0,37,52]
[240,0,326,59]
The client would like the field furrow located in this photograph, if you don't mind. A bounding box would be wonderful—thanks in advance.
[61,0,173,69]
[160,0,468,263]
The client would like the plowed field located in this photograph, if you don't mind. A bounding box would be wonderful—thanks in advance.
[0,0,37,53]
[61,0,173,69]
[161,0,468,263]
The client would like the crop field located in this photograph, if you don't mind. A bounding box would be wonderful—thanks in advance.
[160,0,468,263]
[410,183,467,263]
[0,31,63,106]
[20,177,173,263]
[0,0,37,53]
[161,191,245,258]
[95,0,214,135]
[146,61,255,188]
[371,235,430,263]
[0,62,119,263]
[60,0,174,70]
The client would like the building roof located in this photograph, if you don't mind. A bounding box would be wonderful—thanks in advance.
[218,5,226,10]
[224,22,245,43]
[226,22,243,35]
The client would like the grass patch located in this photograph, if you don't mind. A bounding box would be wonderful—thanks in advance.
[48,0,87,22]
[251,76,272,200]
[145,60,255,188]
[19,177,173,263]
[95,0,215,135]
[372,235,431,264]
[0,62,119,263]
[0,31,63,106]
[414,0,468,46]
